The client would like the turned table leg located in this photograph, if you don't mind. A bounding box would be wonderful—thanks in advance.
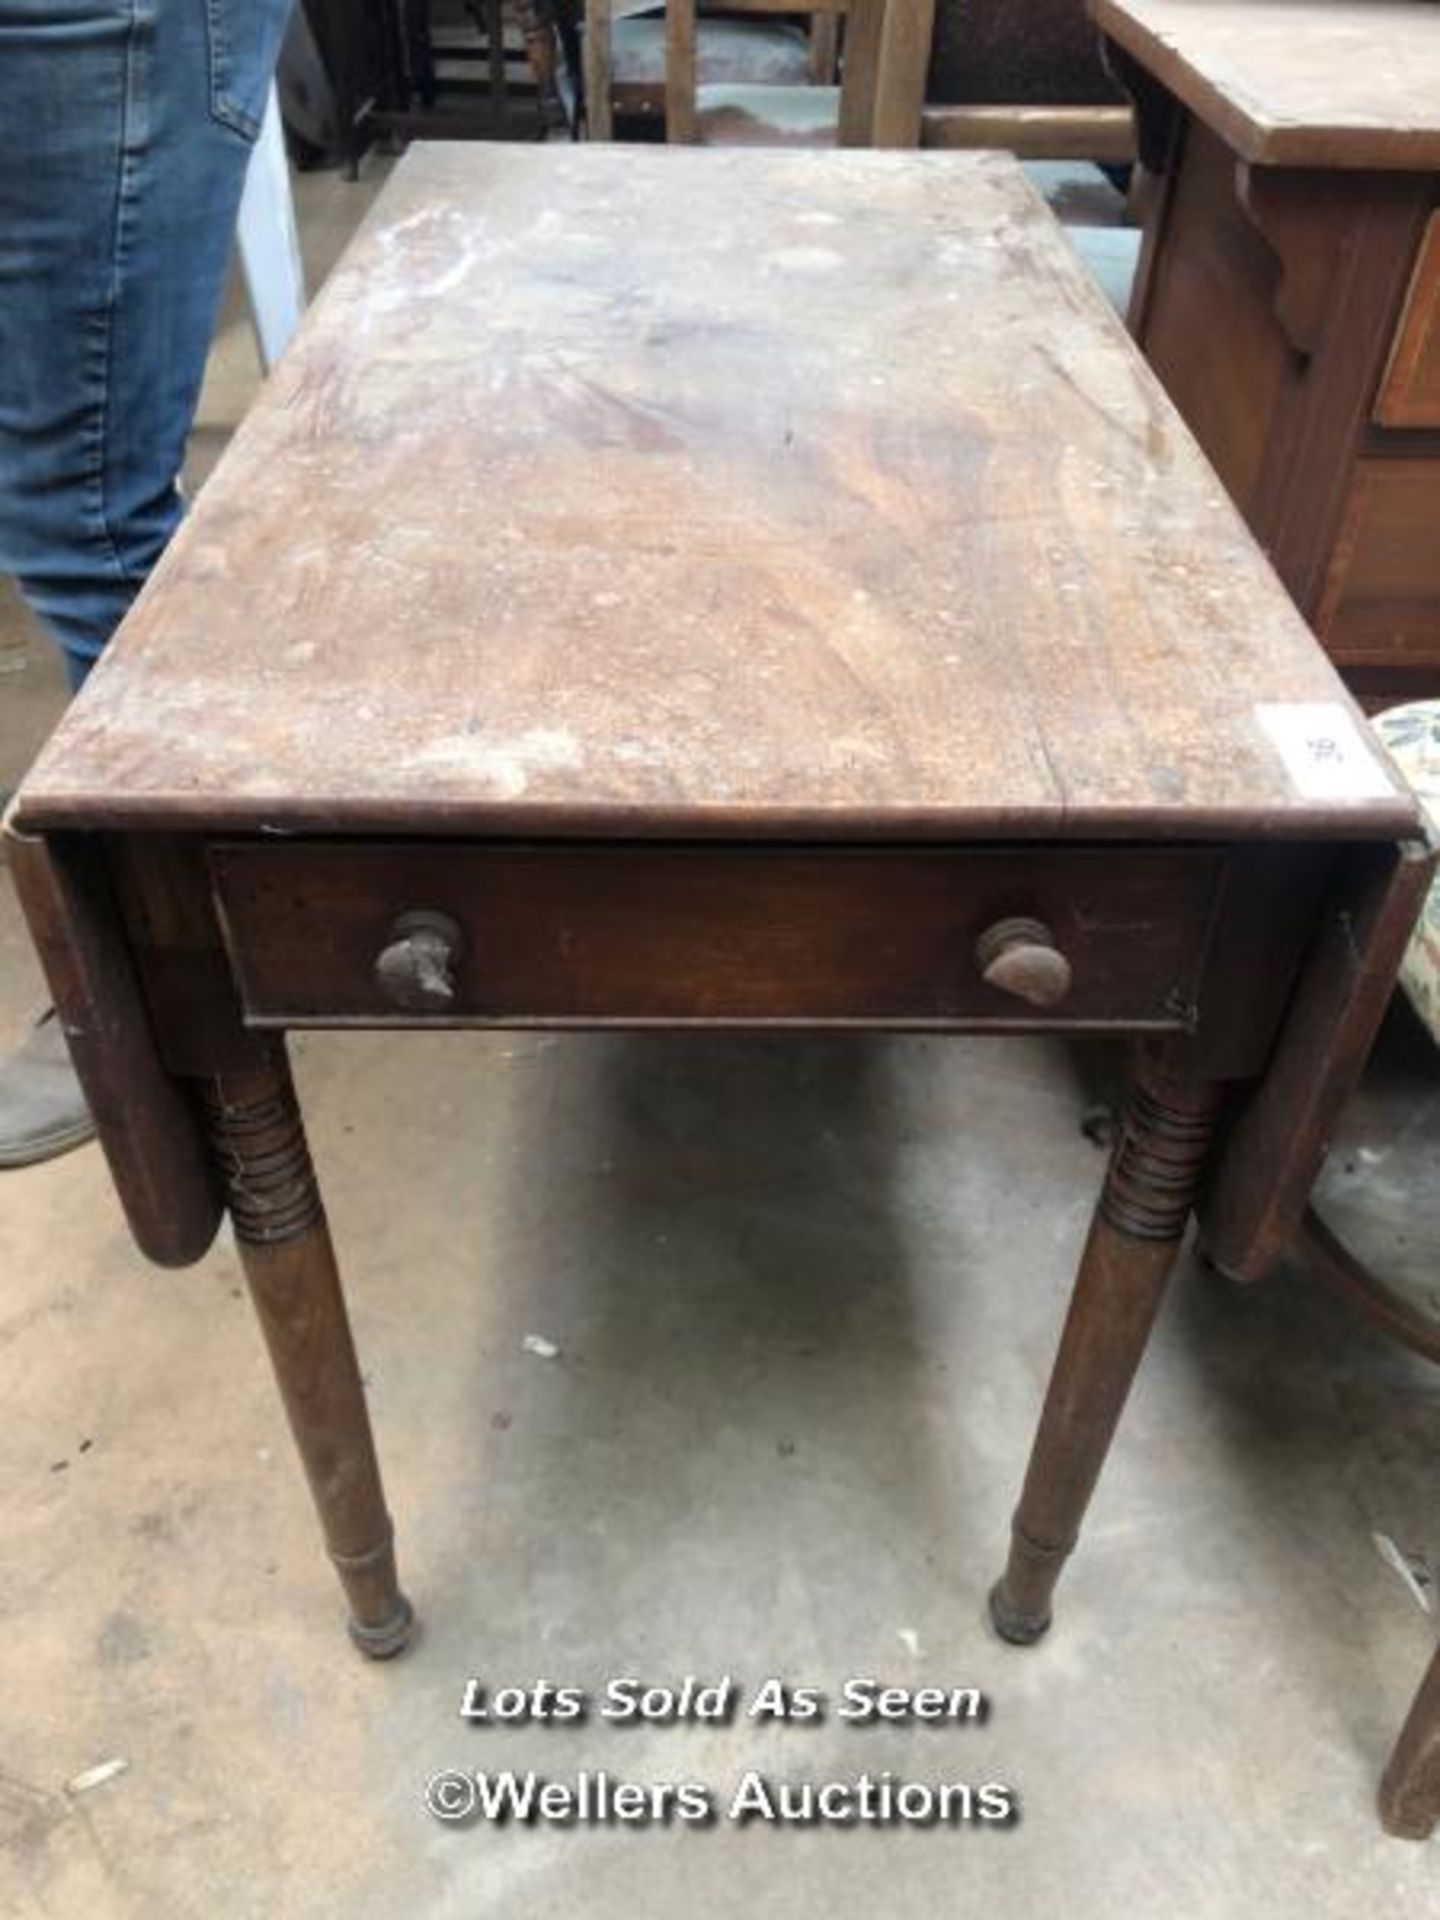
[990,1046,1223,1645]
[1381,1641,1440,1840]
[203,1050,414,1657]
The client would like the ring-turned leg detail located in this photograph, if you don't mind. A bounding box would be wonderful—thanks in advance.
[989,1048,1223,1645]
[204,1050,414,1658]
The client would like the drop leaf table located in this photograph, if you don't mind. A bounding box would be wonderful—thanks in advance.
[6,146,1429,1666]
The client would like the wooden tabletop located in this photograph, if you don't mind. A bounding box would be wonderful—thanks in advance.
[1094,0,1440,169]
[17,145,1415,844]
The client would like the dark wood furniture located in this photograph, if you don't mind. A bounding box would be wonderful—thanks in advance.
[365,0,568,146]
[279,0,403,176]
[1095,0,1440,707]
[922,0,1133,160]
[930,0,1121,109]
[7,150,1428,1690]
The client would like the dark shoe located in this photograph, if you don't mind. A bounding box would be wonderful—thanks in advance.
[0,1010,96,1168]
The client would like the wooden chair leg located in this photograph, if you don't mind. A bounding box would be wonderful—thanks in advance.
[1297,1204,1440,1366]
[808,12,840,85]
[990,1049,1223,1644]
[1297,1202,1440,1840]
[582,0,613,139]
[487,0,507,114]
[204,1051,414,1658]
[1381,1638,1440,1839]
[405,0,438,109]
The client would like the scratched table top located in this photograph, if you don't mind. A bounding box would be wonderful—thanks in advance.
[17,144,1415,844]
[1094,0,1440,169]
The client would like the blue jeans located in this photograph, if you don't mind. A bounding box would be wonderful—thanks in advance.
[0,0,291,687]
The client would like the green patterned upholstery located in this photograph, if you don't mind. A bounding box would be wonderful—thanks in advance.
[1373,702,1440,1043]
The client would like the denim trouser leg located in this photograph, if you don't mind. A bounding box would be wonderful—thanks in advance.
[0,0,291,687]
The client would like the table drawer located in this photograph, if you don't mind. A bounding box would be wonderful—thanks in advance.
[209,842,1224,1030]
[1318,456,1440,671]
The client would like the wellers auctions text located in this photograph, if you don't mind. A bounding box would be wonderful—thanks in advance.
[426,1768,1017,1829]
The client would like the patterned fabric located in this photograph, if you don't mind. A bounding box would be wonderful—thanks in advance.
[1373,702,1440,1043]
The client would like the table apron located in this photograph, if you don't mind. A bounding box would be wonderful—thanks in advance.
[204,839,1228,1033]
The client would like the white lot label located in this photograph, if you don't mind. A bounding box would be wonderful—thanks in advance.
[1256,703,1395,801]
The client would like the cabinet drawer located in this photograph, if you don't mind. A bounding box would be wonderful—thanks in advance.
[1318,457,1440,670]
[210,842,1223,1030]
[1376,213,1440,429]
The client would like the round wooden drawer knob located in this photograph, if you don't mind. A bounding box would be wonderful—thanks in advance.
[374,911,464,1012]
[975,916,1073,1009]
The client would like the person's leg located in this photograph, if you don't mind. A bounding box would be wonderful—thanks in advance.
[0,0,292,684]
[0,0,291,1164]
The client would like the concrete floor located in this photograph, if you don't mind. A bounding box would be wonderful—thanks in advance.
[3,156,1440,1920]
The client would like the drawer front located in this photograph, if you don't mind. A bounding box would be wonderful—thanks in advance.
[210,842,1223,1030]
[1376,213,1440,430]
[1318,457,1440,671]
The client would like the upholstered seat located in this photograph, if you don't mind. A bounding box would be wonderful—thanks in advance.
[692,79,842,145]
[613,11,812,96]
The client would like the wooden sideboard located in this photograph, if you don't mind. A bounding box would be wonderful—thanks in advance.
[1097,0,1440,705]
